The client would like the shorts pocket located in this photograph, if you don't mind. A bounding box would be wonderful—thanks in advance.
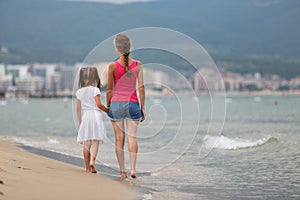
[128,103,142,119]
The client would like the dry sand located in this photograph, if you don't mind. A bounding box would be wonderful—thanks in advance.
[0,140,139,200]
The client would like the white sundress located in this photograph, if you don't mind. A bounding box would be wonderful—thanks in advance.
[76,86,107,144]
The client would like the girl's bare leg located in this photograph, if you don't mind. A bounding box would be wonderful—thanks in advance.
[111,120,126,180]
[126,120,139,178]
[89,140,100,173]
[83,140,92,172]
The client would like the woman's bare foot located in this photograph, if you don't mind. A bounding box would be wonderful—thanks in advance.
[119,171,127,181]
[130,171,137,179]
[89,162,97,173]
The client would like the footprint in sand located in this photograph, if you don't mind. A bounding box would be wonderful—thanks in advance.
[0,191,4,196]
[0,168,6,173]
[17,166,31,170]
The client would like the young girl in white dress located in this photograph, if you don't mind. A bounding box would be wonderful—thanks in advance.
[76,67,108,173]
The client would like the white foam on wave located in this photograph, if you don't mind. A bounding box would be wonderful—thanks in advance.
[10,136,82,158]
[12,137,61,147]
[47,138,60,144]
[142,194,153,200]
[202,135,277,150]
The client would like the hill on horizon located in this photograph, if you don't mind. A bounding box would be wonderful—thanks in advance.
[0,0,300,78]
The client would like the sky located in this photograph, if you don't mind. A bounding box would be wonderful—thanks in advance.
[66,0,157,4]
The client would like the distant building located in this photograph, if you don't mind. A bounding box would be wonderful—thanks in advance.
[32,63,57,92]
[6,64,29,81]
[0,61,299,97]
[0,64,5,78]
[15,76,44,96]
[60,66,74,92]
[49,72,61,95]
[290,76,300,90]
[222,72,242,91]
[0,64,13,89]
[193,68,295,92]
[144,68,169,91]
[194,72,201,92]
[194,68,224,93]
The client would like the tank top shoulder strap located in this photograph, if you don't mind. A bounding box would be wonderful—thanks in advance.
[115,60,121,68]
[131,60,138,69]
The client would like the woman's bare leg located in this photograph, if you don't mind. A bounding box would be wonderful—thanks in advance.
[126,120,139,178]
[89,140,100,173]
[83,140,92,172]
[111,120,126,180]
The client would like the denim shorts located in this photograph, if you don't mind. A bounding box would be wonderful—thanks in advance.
[108,102,142,121]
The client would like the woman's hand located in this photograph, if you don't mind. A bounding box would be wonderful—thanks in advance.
[140,108,146,122]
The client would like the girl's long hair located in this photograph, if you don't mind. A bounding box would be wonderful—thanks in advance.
[78,67,100,88]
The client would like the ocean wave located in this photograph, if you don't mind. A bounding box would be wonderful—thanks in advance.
[142,194,153,200]
[9,136,82,158]
[12,137,61,146]
[202,135,278,150]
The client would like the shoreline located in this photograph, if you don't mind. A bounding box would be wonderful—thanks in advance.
[0,139,140,200]
[1,89,300,100]
[17,143,151,179]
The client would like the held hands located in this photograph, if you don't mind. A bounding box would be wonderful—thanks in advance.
[105,104,110,115]
[105,106,109,114]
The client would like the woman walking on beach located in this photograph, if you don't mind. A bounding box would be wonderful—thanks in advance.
[76,67,108,173]
[106,33,146,180]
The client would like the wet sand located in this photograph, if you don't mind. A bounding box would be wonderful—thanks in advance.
[0,140,139,200]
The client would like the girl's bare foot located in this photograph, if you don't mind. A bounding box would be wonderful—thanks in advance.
[89,162,97,173]
[119,171,127,181]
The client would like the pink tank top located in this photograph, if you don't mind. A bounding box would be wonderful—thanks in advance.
[111,60,139,103]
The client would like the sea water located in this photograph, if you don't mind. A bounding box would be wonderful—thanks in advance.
[0,95,299,199]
